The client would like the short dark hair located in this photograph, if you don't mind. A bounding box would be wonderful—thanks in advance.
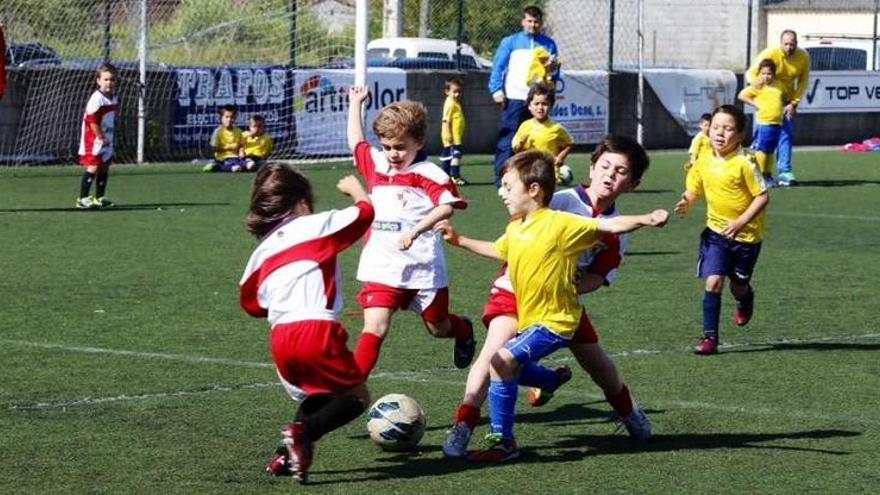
[504,150,556,206]
[712,104,747,133]
[96,63,117,78]
[780,29,798,41]
[445,76,463,91]
[590,134,650,182]
[523,5,543,20]
[758,58,777,73]
[700,113,712,122]
[527,82,556,107]
[219,105,237,116]
[245,163,314,238]
[250,114,266,125]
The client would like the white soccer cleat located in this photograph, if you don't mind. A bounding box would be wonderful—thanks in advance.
[617,404,652,441]
[442,422,472,458]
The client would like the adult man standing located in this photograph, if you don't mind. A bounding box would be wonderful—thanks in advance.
[746,30,810,187]
[488,5,560,190]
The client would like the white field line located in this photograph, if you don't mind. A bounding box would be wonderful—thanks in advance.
[5,333,880,426]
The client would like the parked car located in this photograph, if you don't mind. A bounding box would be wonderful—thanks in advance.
[5,42,60,67]
[367,37,491,70]
[801,37,880,71]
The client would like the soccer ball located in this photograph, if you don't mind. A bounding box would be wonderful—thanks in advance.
[557,164,574,186]
[366,393,426,451]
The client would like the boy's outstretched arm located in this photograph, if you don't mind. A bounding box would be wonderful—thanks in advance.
[337,175,370,204]
[721,191,769,240]
[597,209,669,235]
[347,85,368,152]
[674,190,699,217]
[398,204,454,250]
[437,220,503,260]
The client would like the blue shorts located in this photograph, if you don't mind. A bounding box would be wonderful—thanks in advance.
[504,324,569,364]
[751,124,782,154]
[214,157,244,172]
[697,228,762,284]
[440,145,463,161]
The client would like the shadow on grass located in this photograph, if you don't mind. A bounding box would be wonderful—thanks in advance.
[789,179,880,188]
[626,250,680,256]
[725,341,880,353]
[312,428,858,485]
[0,202,230,213]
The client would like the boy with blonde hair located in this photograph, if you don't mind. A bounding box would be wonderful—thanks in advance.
[346,85,476,378]
[441,150,668,462]
[240,114,273,171]
[76,63,119,209]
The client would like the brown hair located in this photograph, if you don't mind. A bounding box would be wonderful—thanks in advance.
[523,5,544,20]
[96,63,117,78]
[445,76,463,91]
[245,163,314,238]
[590,134,650,182]
[250,114,266,125]
[504,150,556,206]
[758,58,777,73]
[527,82,556,108]
[372,100,427,143]
[712,104,747,133]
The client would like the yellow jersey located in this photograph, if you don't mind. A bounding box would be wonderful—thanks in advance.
[512,118,573,157]
[741,81,789,125]
[242,131,273,158]
[746,47,810,105]
[686,147,768,244]
[210,126,242,161]
[688,132,713,162]
[495,208,600,338]
[441,96,465,147]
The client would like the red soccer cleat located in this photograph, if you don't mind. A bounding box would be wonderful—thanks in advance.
[694,336,719,355]
[467,434,520,463]
[281,422,314,484]
[734,297,754,326]
[525,365,573,407]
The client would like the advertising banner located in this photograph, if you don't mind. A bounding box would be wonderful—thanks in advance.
[552,70,609,145]
[172,66,292,152]
[293,68,407,155]
[796,71,880,113]
[643,69,738,136]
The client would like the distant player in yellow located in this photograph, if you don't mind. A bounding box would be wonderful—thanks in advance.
[746,30,810,186]
[203,105,244,172]
[240,114,273,171]
[675,105,770,356]
[441,150,668,463]
[512,83,573,185]
[685,113,712,171]
[739,59,789,185]
[441,77,467,185]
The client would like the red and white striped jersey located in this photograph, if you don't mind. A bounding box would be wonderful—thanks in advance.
[352,141,466,289]
[489,184,626,297]
[78,90,118,163]
[239,201,374,327]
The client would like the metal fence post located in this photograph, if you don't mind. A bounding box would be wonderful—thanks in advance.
[103,0,112,63]
[608,0,615,71]
[289,0,297,68]
[456,0,464,71]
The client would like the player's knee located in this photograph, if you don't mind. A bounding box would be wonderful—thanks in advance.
[705,276,724,293]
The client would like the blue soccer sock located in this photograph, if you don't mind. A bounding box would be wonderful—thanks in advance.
[518,361,560,390]
[451,164,461,178]
[487,380,518,440]
[702,291,721,338]
[440,160,451,175]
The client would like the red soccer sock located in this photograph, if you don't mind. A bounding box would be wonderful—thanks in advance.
[453,403,481,429]
[447,314,474,340]
[353,333,384,377]
[605,384,634,417]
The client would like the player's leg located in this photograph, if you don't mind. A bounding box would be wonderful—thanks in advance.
[696,229,729,355]
[353,283,408,376]
[729,240,762,327]
[439,147,452,175]
[450,147,467,185]
[94,161,115,207]
[470,325,567,463]
[77,163,99,209]
[776,116,796,185]
[492,100,529,189]
[418,288,475,369]
[444,313,516,458]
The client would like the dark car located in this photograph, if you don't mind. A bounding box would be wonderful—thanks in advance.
[5,42,60,67]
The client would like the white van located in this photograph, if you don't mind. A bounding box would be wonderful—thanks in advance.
[367,37,491,70]
[801,36,880,71]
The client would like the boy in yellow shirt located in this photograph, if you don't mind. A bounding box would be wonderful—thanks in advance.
[441,150,668,462]
[675,105,770,355]
[203,105,244,172]
[512,83,573,185]
[441,77,467,185]
[685,113,712,171]
[240,114,273,171]
[738,59,788,186]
